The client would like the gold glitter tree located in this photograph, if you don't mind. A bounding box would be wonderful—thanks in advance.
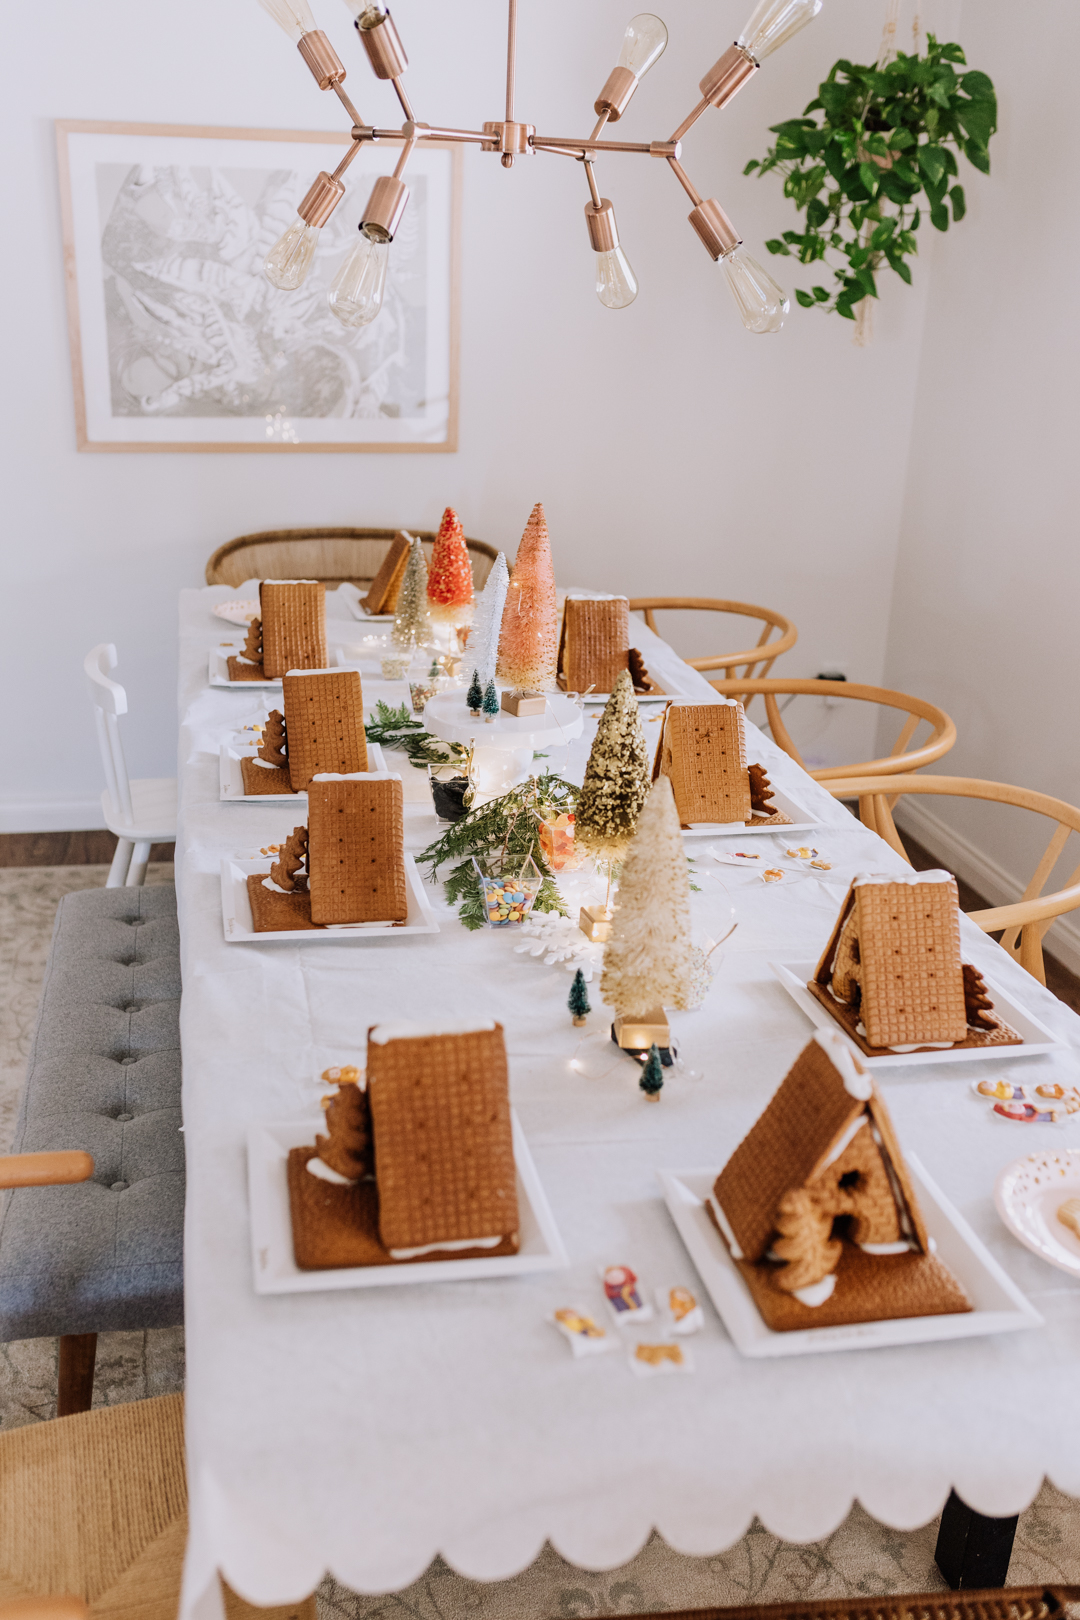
[392,536,432,650]
[575,670,651,865]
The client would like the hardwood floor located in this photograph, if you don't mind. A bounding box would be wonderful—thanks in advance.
[0,831,174,868]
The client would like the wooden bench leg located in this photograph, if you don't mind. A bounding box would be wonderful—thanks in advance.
[935,1488,1019,1588]
[57,1332,97,1416]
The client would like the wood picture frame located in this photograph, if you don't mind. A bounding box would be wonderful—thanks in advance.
[56,119,461,454]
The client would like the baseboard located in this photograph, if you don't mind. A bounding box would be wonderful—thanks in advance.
[0,798,105,833]
[894,798,1080,978]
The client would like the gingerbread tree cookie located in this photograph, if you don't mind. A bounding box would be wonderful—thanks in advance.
[426,507,474,626]
[316,1077,373,1181]
[258,710,288,768]
[496,503,558,691]
[271,826,308,892]
[240,618,262,666]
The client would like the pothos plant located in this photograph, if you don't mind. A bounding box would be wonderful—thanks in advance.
[744,36,997,320]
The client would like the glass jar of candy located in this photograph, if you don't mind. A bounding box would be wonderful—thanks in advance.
[471,853,544,928]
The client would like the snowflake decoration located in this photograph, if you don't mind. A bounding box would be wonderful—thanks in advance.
[513,913,604,980]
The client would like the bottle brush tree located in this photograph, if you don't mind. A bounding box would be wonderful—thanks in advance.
[575,670,651,867]
[392,536,432,650]
[745,36,996,325]
[467,670,483,714]
[568,969,591,1027]
[600,775,695,1018]
[482,680,499,721]
[639,1044,664,1101]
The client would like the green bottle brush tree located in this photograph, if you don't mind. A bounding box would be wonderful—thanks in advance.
[745,36,996,321]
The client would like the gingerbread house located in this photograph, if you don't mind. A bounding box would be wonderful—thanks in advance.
[246,772,407,932]
[558,597,630,694]
[260,579,327,678]
[286,1021,520,1269]
[709,1031,971,1330]
[240,668,369,796]
[809,871,1021,1056]
[363,531,412,616]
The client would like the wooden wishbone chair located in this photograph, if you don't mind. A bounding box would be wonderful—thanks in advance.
[824,774,1080,985]
[709,677,956,781]
[628,598,797,681]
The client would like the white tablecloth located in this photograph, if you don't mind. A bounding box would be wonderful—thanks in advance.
[178,588,1080,1618]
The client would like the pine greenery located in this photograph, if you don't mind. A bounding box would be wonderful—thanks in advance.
[420,773,577,930]
[364,700,466,769]
[575,670,651,864]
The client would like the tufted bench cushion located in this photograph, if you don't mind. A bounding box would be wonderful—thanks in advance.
[0,884,184,1340]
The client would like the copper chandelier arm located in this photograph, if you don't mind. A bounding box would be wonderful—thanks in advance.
[582,157,602,209]
[531,134,680,157]
[331,80,367,129]
[505,0,518,124]
[666,156,703,207]
[329,140,364,184]
[669,96,711,145]
[392,79,416,122]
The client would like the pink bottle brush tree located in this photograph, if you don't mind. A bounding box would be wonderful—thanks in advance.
[426,506,475,626]
[496,502,558,691]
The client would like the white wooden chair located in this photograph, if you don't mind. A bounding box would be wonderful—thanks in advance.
[83,645,176,888]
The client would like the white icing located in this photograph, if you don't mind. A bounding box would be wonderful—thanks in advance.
[860,1240,915,1255]
[855,1021,954,1053]
[389,1235,502,1259]
[689,821,744,829]
[565,592,628,603]
[283,667,352,677]
[820,1114,868,1168]
[369,1018,497,1045]
[306,1157,357,1186]
[852,869,955,887]
[792,1275,836,1307]
[262,578,320,585]
[812,1030,871,1099]
[668,696,741,710]
[251,756,286,770]
[311,771,401,783]
[261,876,302,895]
[708,1194,744,1259]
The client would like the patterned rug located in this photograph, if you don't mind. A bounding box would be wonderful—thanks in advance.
[3,865,1079,1612]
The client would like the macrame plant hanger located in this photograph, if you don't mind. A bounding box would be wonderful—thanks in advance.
[853,0,924,346]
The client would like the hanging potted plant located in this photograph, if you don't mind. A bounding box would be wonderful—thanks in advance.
[744,34,997,340]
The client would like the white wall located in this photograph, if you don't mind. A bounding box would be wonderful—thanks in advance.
[883,1,1080,971]
[2,0,946,830]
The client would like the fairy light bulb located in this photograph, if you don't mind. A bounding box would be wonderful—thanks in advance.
[721,247,789,333]
[256,0,317,44]
[264,220,320,290]
[616,14,668,80]
[737,0,822,62]
[595,247,638,309]
[328,234,389,326]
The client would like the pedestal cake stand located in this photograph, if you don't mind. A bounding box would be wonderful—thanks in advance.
[423,690,584,802]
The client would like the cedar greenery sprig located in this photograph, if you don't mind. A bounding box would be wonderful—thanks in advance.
[745,36,997,320]
[363,700,467,770]
[419,772,578,931]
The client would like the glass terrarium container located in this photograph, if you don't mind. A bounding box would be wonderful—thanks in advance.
[428,763,471,822]
[537,809,584,873]
[472,853,544,929]
[380,653,409,681]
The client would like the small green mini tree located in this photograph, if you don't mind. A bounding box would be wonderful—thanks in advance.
[568,969,591,1027]
[467,669,483,715]
[640,1044,664,1101]
[482,680,499,722]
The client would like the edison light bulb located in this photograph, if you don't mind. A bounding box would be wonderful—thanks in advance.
[328,235,389,326]
[737,0,822,61]
[721,247,789,333]
[265,220,320,290]
[595,246,638,309]
[256,0,317,43]
[617,13,668,79]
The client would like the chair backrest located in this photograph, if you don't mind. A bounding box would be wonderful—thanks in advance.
[205,528,498,591]
[628,598,798,681]
[824,773,1080,984]
[83,644,133,826]
[708,677,957,780]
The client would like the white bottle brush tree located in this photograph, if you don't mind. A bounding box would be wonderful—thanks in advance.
[600,775,695,1018]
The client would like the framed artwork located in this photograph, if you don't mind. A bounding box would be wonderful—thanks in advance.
[56,120,461,453]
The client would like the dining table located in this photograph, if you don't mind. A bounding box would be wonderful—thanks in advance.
[176,584,1080,1620]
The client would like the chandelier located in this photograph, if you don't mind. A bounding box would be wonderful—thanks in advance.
[258,0,822,334]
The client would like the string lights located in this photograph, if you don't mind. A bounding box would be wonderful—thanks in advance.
[258,0,822,333]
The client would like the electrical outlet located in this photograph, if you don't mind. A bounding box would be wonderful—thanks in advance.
[815,669,846,708]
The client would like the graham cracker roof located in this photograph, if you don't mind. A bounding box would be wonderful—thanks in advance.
[364,531,411,616]
[366,1023,518,1251]
[654,702,751,825]
[814,873,967,1048]
[282,669,368,791]
[306,776,407,925]
[558,597,630,694]
[259,580,327,677]
[713,1034,930,1263]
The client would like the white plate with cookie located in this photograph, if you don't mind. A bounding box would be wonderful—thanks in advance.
[678,784,819,839]
[995,1149,1080,1278]
[658,1161,1041,1357]
[218,741,389,804]
[769,959,1064,1067]
[220,853,439,943]
[247,1112,568,1294]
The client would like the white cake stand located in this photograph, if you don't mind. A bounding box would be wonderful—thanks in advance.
[423,689,584,801]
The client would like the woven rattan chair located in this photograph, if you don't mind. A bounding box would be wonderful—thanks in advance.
[709,677,957,781]
[624,1590,1079,1620]
[824,774,1080,985]
[628,598,797,680]
[205,527,498,591]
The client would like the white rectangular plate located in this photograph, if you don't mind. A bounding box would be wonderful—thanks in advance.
[770,959,1066,1067]
[218,741,388,804]
[220,853,438,942]
[679,783,819,838]
[209,649,281,690]
[578,690,671,706]
[658,1161,1042,1357]
[333,582,393,624]
[248,1112,568,1294]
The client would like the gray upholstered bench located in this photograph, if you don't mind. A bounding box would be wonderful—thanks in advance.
[0,884,184,1412]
